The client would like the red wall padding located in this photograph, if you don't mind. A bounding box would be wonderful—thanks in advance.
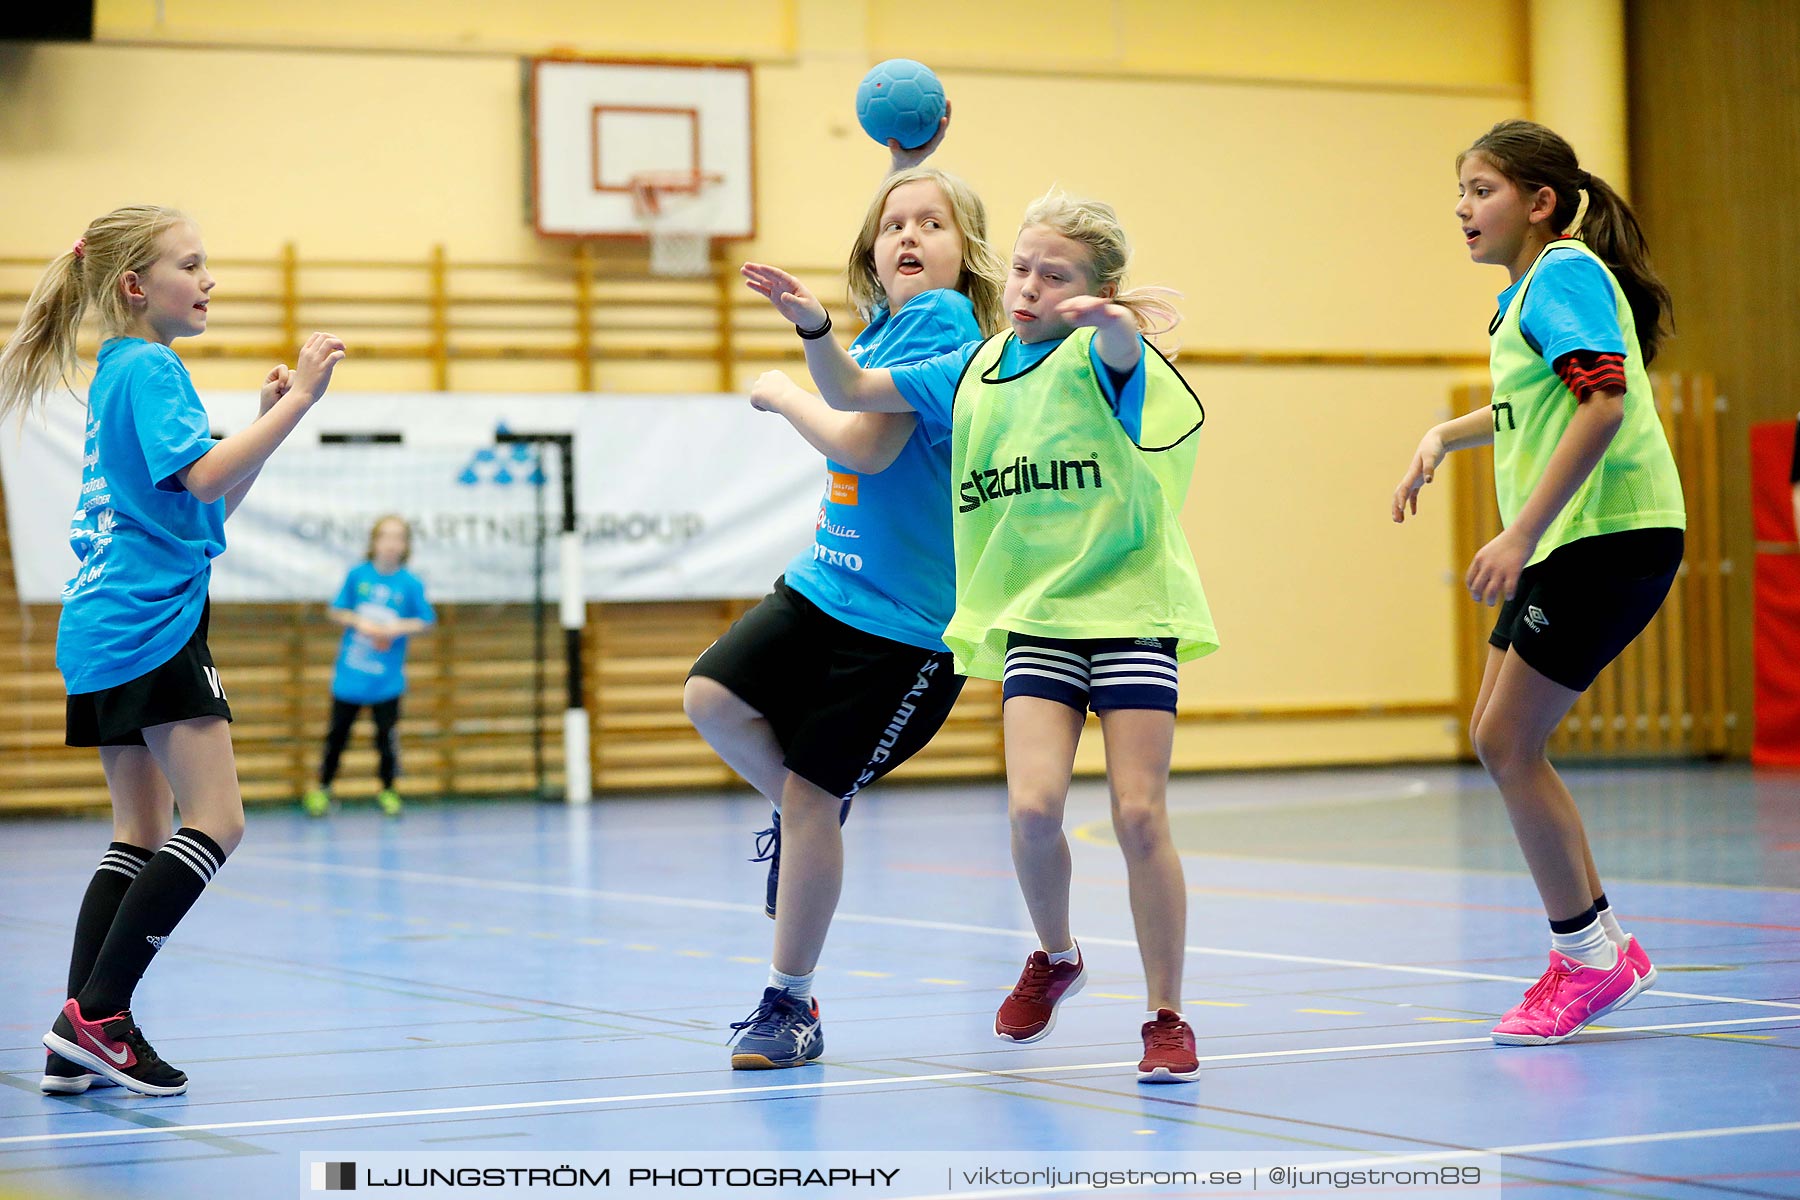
[1752,420,1800,766]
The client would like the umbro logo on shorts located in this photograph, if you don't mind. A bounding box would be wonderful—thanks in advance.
[1524,605,1549,632]
[145,934,167,950]
[203,666,226,700]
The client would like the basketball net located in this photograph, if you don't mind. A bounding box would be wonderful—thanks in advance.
[629,171,722,278]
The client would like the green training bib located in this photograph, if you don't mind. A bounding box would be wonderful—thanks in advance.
[944,329,1219,680]
[1490,239,1685,566]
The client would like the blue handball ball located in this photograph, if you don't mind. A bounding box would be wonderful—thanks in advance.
[855,59,947,150]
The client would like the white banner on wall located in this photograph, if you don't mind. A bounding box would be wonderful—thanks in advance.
[0,392,825,604]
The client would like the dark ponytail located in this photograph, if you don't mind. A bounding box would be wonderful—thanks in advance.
[1459,120,1673,363]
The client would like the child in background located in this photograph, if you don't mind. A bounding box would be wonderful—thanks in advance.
[303,514,435,817]
[745,186,1216,1083]
[1393,119,1684,1044]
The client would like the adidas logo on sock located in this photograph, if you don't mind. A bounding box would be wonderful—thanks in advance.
[145,935,168,950]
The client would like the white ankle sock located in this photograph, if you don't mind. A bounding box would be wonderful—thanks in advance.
[1550,919,1617,968]
[1596,905,1628,947]
[769,966,813,1002]
[1047,942,1079,966]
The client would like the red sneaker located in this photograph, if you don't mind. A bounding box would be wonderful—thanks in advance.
[1137,1009,1200,1083]
[995,948,1086,1043]
[43,999,188,1096]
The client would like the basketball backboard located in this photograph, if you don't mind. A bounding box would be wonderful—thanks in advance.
[529,57,755,242]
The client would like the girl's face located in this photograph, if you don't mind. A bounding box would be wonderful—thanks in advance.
[1455,154,1555,281]
[124,221,213,346]
[1004,225,1106,344]
[874,179,965,312]
[371,520,409,568]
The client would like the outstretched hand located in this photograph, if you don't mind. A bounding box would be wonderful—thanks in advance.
[887,98,952,172]
[1391,432,1447,523]
[741,263,828,332]
[1056,294,1136,335]
[293,332,347,401]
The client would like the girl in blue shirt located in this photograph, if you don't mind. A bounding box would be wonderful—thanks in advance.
[747,188,1213,1083]
[690,134,1005,1071]
[302,514,435,817]
[0,206,345,1095]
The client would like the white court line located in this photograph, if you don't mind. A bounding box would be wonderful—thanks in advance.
[231,856,1800,1012]
[4,1013,1797,1147]
[898,1121,1800,1200]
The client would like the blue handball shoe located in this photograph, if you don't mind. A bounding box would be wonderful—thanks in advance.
[729,986,823,1070]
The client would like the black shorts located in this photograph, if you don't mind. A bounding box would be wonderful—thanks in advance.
[688,577,964,801]
[1489,527,1684,692]
[65,601,233,747]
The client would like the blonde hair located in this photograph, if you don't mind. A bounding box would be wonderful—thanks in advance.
[0,205,193,424]
[367,514,413,565]
[846,167,1006,336]
[1018,187,1181,356]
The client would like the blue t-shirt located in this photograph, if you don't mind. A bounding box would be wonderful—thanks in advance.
[330,562,435,703]
[1497,244,1627,366]
[891,331,1147,440]
[781,288,982,651]
[57,339,225,694]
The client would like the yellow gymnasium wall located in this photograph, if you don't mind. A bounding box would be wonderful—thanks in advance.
[3,0,1532,769]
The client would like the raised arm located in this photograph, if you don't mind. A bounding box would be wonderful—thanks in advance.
[184,333,345,506]
[749,370,918,473]
[740,263,912,413]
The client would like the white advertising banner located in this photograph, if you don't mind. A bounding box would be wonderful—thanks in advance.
[0,392,824,603]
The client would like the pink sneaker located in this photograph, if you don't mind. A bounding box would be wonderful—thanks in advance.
[995,949,1086,1042]
[1591,935,1658,1021]
[1620,935,1657,989]
[1491,948,1637,1046]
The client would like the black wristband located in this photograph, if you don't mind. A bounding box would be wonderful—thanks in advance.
[797,314,832,340]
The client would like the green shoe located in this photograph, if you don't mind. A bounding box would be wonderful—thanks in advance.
[301,788,330,817]
[376,788,403,816]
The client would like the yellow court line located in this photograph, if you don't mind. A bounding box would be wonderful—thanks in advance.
[921,978,968,986]
[1185,1000,1247,1008]
[1415,1017,1489,1024]
[1699,1033,1773,1041]
[676,950,713,958]
[1297,1008,1363,1016]
[1093,993,1145,1001]
[846,970,893,979]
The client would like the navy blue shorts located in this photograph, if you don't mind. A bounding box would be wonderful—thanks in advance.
[1001,633,1181,714]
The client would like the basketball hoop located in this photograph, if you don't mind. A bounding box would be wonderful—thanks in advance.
[629,170,723,278]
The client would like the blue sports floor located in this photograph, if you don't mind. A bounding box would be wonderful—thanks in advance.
[2,763,1798,1198]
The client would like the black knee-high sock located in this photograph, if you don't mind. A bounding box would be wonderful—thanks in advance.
[65,842,154,998]
[75,829,227,1017]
